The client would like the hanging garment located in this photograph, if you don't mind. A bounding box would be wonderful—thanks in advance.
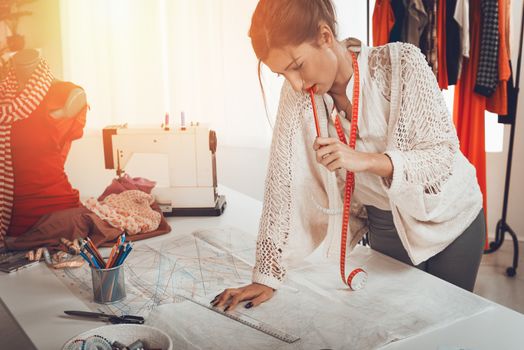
[453,0,471,78]
[454,0,471,58]
[402,0,429,45]
[373,0,396,46]
[390,0,407,42]
[486,0,511,114]
[7,81,86,237]
[447,0,463,85]
[420,0,439,76]
[453,0,489,246]
[474,0,499,96]
[437,0,449,89]
[0,60,54,239]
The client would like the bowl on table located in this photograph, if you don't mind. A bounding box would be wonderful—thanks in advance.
[62,324,173,350]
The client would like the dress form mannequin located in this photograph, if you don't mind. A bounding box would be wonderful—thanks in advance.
[11,49,87,118]
[4,49,87,238]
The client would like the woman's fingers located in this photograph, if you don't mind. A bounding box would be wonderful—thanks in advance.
[319,152,339,167]
[317,148,346,171]
[315,144,339,162]
[313,137,338,151]
[326,159,343,172]
[316,137,339,146]
[247,292,272,308]
[213,288,238,308]
[213,288,253,309]
[224,291,252,312]
[211,284,274,311]
[227,288,272,311]
[210,293,220,305]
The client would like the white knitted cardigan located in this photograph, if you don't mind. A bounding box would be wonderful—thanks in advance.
[252,42,483,290]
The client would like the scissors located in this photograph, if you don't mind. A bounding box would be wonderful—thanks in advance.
[64,310,144,324]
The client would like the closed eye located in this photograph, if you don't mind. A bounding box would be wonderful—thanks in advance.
[293,63,303,71]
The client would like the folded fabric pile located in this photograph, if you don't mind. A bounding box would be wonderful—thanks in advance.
[85,190,161,235]
[5,175,171,251]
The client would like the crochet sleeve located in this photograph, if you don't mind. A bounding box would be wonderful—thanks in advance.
[251,81,329,290]
[380,44,460,220]
[251,82,297,290]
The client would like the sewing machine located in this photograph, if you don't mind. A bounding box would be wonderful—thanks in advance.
[102,123,226,216]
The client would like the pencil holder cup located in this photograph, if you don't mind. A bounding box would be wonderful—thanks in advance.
[90,264,126,304]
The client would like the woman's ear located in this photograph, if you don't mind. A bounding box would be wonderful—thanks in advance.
[317,22,335,48]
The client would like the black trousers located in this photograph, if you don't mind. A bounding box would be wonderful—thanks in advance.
[366,206,486,292]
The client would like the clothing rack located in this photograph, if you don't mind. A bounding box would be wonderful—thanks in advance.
[365,0,521,275]
[483,2,524,277]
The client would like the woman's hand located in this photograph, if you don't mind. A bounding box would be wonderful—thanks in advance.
[313,137,371,173]
[313,137,394,178]
[211,283,274,312]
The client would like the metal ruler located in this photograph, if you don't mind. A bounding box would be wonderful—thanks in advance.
[179,294,300,344]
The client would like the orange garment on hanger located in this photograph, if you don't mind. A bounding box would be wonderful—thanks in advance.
[486,0,511,115]
[7,82,86,237]
[437,0,448,89]
[372,0,396,46]
[453,0,488,247]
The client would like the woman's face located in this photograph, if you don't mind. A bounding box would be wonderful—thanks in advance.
[263,38,338,95]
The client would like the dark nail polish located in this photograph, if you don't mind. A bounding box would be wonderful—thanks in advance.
[245,302,253,309]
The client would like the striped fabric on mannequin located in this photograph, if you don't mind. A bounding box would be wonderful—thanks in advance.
[0,59,54,239]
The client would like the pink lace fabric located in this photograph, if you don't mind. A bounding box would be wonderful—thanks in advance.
[85,190,161,235]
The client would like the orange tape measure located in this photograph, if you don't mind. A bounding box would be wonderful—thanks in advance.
[309,51,368,291]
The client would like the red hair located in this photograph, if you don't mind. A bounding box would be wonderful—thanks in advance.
[249,0,338,60]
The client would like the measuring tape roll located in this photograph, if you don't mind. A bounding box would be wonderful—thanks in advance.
[347,267,368,291]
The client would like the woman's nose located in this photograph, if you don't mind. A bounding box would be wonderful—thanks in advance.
[288,78,303,92]
[287,73,305,93]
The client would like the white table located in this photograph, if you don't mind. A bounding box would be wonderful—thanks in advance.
[1,186,523,350]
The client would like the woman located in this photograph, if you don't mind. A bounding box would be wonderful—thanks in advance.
[214,0,485,311]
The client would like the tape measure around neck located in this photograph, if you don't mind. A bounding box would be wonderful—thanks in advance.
[337,51,365,289]
[309,50,367,290]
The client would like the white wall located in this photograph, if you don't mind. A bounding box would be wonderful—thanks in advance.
[17,0,62,77]
[63,0,368,201]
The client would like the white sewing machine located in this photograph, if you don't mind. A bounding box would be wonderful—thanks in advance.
[102,123,226,216]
